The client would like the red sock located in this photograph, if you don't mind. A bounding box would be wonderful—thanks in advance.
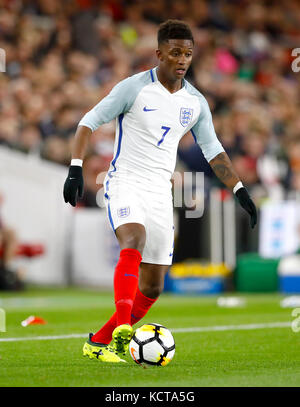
[91,288,157,344]
[130,288,158,325]
[91,314,117,344]
[114,248,142,326]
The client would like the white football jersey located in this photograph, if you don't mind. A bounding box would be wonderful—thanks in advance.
[79,66,224,195]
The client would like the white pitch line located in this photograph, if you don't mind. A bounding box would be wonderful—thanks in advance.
[0,321,292,343]
[0,333,86,342]
[171,321,291,333]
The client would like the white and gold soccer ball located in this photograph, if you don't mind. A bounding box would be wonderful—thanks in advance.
[129,323,175,366]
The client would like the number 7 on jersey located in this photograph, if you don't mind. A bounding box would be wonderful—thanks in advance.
[157,126,171,146]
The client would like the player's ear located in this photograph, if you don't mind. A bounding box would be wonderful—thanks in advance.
[156,48,163,61]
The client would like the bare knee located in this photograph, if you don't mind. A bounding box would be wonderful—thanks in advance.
[122,234,145,253]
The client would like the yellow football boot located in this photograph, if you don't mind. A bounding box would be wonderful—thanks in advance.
[112,324,134,356]
[83,333,126,363]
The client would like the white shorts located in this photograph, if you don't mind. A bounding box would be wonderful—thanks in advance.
[104,181,174,265]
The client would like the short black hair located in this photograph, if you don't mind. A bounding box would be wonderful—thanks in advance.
[157,19,194,45]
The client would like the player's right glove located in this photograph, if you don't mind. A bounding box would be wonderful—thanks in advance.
[63,165,84,207]
[235,187,257,229]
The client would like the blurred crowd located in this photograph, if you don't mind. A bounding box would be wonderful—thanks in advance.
[1,0,300,205]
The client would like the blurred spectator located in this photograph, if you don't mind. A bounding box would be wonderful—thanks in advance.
[0,193,24,290]
[0,0,300,205]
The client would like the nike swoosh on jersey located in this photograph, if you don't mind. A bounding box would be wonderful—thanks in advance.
[143,106,158,112]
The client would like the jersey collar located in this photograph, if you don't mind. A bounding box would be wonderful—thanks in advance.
[151,66,186,95]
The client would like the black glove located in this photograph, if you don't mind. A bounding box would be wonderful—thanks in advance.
[63,165,84,207]
[235,187,257,229]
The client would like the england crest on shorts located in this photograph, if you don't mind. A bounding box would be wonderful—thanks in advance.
[180,107,193,127]
[117,206,130,218]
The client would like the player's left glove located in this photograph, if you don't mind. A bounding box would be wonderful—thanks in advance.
[235,187,257,229]
[63,165,84,207]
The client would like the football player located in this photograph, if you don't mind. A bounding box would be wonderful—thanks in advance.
[64,19,257,363]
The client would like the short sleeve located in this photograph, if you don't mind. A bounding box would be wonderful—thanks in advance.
[78,71,153,132]
[78,77,136,132]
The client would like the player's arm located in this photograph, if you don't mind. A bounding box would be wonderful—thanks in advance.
[63,77,134,207]
[209,151,257,228]
[72,125,92,160]
[209,151,239,190]
[192,97,257,228]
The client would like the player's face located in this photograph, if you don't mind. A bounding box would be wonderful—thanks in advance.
[156,39,193,81]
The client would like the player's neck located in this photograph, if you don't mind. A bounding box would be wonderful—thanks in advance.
[156,67,183,94]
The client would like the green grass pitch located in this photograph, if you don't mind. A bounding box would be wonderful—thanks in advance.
[0,287,299,387]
